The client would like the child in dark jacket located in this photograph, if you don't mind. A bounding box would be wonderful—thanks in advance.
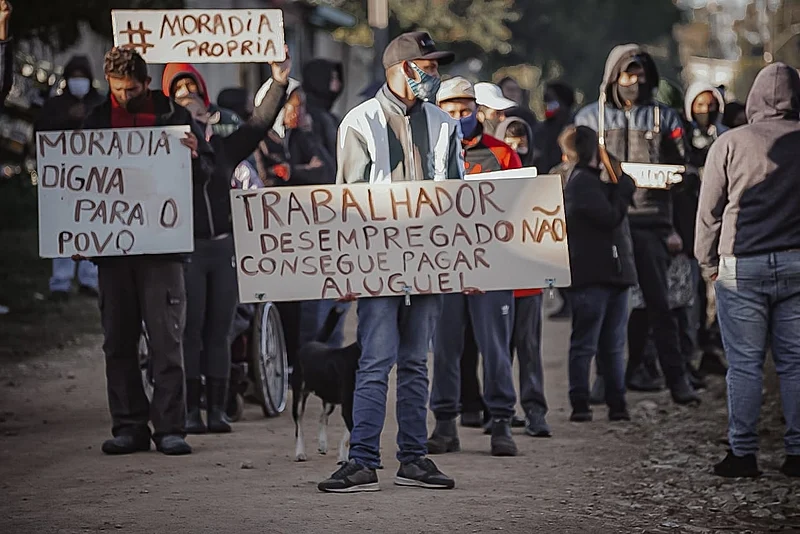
[563,126,637,422]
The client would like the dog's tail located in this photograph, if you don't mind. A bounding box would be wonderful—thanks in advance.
[316,306,345,344]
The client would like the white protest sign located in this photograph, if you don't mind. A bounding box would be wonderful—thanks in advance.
[620,162,685,189]
[230,170,571,303]
[36,126,194,258]
[111,9,286,63]
[464,167,537,181]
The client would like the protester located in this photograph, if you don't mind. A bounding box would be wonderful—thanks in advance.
[300,58,351,349]
[34,55,104,300]
[218,87,254,121]
[696,63,800,479]
[427,76,520,456]
[0,0,11,111]
[562,125,637,422]
[721,100,747,129]
[496,116,534,167]
[498,76,538,131]
[575,44,699,405]
[318,31,462,493]
[475,82,516,136]
[163,56,291,435]
[83,47,214,456]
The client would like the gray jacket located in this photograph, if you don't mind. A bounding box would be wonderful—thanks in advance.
[695,63,800,279]
[335,85,464,184]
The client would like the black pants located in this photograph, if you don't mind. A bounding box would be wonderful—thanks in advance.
[459,321,487,414]
[98,258,186,439]
[276,301,302,369]
[183,236,239,381]
[627,228,685,385]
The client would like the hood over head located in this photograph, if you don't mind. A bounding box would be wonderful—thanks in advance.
[162,63,210,107]
[684,81,725,122]
[601,44,659,109]
[63,55,94,80]
[494,116,535,166]
[302,59,344,111]
[255,77,302,138]
[746,62,800,124]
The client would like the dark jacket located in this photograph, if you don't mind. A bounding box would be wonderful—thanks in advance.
[494,117,535,167]
[302,59,344,165]
[565,165,638,289]
[34,56,104,132]
[255,127,335,188]
[695,63,800,280]
[0,38,12,110]
[83,90,215,263]
[575,44,688,231]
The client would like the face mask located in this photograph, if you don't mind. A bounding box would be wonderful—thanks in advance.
[545,100,561,119]
[67,78,91,99]
[516,146,529,156]
[694,111,718,129]
[123,91,149,113]
[459,110,478,138]
[482,116,502,137]
[406,62,441,102]
[617,83,647,105]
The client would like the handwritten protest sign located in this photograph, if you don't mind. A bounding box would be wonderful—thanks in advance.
[464,167,537,181]
[111,9,286,63]
[620,162,685,189]
[36,126,194,258]
[231,170,571,303]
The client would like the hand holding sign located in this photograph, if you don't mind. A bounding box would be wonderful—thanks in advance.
[180,131,199,158]
[271,45,292,85]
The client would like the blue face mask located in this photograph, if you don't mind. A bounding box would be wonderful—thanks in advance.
[459,109,478,138]
[406,62,441,102]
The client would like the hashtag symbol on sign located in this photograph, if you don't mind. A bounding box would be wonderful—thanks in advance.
[119,21,154,55]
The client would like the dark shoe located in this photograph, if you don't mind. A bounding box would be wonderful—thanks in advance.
[318,460,380,493]
[49,291,70,302]
[627,367,665,392]
[101,434,151,455]
[570,409,593,423]
[155,434,192,456]
[524,412,552,437]
[589,376,606,405]
[78,285,99,298]
[426,419,460,455]
[395,457,455,489]
[460,411,484,428]
[609,408,631,422]
[206,378,232,433]
[490,419,518,457]
[688,367,708,390]
[713,451,761,478]
[186,379,207,435]
[511,414,526,428]
[781,455,800,478]
[670,376,701,406]
[700,350,728,376]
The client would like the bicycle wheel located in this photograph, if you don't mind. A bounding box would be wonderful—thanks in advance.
[250,302,289,417]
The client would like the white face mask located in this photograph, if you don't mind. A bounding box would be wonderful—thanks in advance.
[67,78,91,99]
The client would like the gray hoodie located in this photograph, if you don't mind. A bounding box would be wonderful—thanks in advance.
[694,62,800,279]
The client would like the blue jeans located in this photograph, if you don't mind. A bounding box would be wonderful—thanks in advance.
[349,295,442,468]
[430,291,516,421]
[715,252,800,456]
[298,299,352,348]
[567,285,629,410]
[50,258,98,292]
[512,294,548,417]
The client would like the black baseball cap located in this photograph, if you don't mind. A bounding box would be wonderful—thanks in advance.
[382,31,455,69]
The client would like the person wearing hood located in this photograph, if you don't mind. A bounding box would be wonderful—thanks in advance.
[496,116,535,167]
[696,63,800,479]
[475,82,517,137]
[575,44,699,406]
[162,55,291,435]
[35,54,104,301]
[498,76,538,132]
[428,76,526,457]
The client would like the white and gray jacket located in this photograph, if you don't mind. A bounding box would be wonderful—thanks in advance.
[336,85,465,184]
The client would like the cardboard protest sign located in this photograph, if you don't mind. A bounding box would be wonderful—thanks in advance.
[620,163,685,189]
[111,9,286,63]
[464,167,537,181]
[36,126,194,258]
[231,170,571,303]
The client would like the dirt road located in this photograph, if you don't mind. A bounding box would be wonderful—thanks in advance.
[1,309,797,533]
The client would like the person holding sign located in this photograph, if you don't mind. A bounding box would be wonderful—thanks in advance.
[162,54,292,435]
[574,45,699,406]
[83,46,214,456]
[318,32,462,493]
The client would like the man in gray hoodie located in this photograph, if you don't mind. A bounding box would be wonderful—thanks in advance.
[696,62,800,479]
[318,32,464,493]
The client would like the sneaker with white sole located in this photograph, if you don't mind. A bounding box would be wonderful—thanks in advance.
[318,460,380,493]
[394,457,455,489]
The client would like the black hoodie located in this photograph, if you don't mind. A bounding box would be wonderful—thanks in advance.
[302,59,344,164]
[35,55,104,132]
[695,63,800,279]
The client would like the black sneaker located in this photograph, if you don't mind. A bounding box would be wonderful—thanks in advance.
[781,455,800,478]
[608,408,631,422]
[490,419,518,457]
[570,409,593,423]
[713,451,761,478]
[426,419,460,455]
[101,434,151,455]
[155,434,192,456]
[395,458,455,489]
[318,460,379,493]
[524,412,552,438]
[670,376,701,405]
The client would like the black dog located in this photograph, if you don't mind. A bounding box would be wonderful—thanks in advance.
[292,306,359,462]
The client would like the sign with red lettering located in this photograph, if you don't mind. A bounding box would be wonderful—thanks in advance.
[36,126,194,258]
[111,9,286,63]
[230,170,571,303]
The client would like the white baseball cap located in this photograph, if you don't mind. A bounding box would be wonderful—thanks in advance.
[474,82,517,111]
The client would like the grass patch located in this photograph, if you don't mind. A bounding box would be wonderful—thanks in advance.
[0,229,101,361]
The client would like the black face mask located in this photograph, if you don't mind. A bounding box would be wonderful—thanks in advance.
[694,110,718,129]
[123,91,149,113]
[617,83,647,105]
